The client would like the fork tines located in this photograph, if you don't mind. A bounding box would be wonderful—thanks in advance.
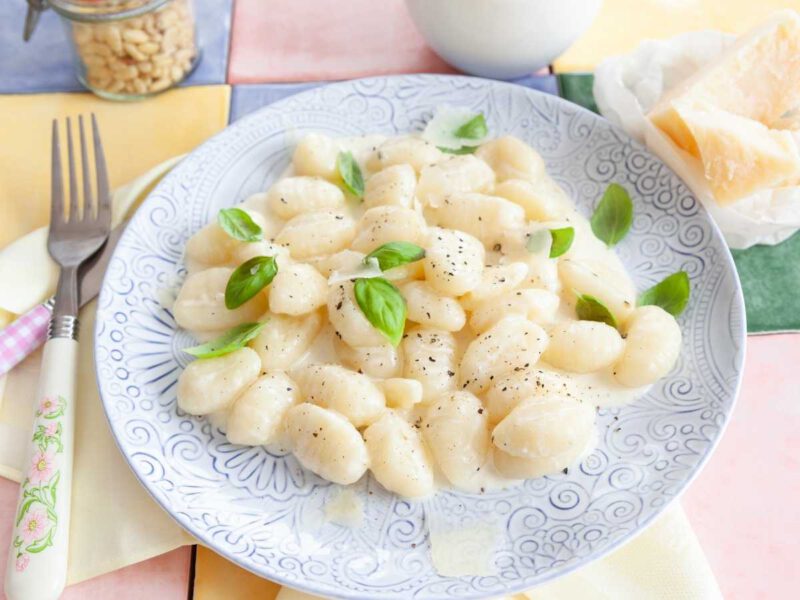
[51,114,111,227]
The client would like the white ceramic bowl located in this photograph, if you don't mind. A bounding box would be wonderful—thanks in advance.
[406,0,602,78]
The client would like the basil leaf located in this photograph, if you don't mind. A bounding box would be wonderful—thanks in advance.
[454,114,488,140]
[353,277,407,346]
[365,241,426,272]
[337,151,365,198]
[183,322,266,359]
[575,293,618,328]
[549,227,574,258]
[217,208,263,242]
[225,256,278,309]
[438,145,478,155]
[590,183,633,247]
[638,271,690,316]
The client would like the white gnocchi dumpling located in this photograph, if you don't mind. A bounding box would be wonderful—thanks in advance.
[493,445,582,479]
[177,348,261,415]
[351,206,427,252]
[268,263,328,316]
[293,133,340,180]
[493,177,571,221]
[184,208,267,268]
[460,316,549,394]
[230,240,292,269]
[248,310,323,370]
[544,321,625,374]
[475,135,545,182]
[364,164,416,209]
[173,268,267,332]
[559,258,637,325]
[614,306,682,387]
[416,154,495,207]
[459,262,528,310]
[307,249,364,278]
[431,192,525,247]
[380,378,424,411]
[296,364,386,428]
[401,327,458,401]
[368,136,443,173]
[327,281,388,347]
[276,210,356,259]
[226,372,300,445]
[364,411,434,497]
[423,391,490,489]
[485,368,577,424]
[519,254,560,293]
[267,176,345,220]
[334,336,403,379]
[239,194,287,239]
[401,280,466,332]
[491,395,595,459]
[424,228,485,297]
[469,288,560,333]
[285,403,369,485]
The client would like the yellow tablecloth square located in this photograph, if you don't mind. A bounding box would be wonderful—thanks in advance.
[0,85,231,247]
[554,0,800,72]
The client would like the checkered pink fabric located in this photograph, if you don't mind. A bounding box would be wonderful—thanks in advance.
[0,303,51,376]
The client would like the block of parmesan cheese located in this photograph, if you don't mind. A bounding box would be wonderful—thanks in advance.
[647,10,800,204]
[673,103,800,202]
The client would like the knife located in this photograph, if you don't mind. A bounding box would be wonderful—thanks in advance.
[0,221,126,376]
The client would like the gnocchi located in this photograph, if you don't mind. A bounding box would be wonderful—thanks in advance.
[285,403,369,485]
[364,411,435,497]
[614,306,682,387]
[226,372,300,445]
[423,391,490,489]
[296,364,386,428]
[171,126,685,498]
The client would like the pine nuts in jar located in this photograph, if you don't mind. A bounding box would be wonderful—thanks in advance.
[48,0,200,100]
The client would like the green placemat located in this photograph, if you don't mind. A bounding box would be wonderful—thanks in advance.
[557,72,800,334]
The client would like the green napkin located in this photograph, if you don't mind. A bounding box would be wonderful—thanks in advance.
[557,73,800,334]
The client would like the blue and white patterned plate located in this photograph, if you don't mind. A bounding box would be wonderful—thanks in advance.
[95,75,745,599]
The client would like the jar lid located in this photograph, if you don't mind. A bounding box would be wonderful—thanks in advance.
[47,0,171,22]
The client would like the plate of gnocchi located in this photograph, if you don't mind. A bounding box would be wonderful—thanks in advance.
[95,75,745,599]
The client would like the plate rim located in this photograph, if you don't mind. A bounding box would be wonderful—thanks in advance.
[94,73,747,599]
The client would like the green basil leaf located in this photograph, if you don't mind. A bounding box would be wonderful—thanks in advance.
[437,145,478,155]
[575,293,618,328]
[549,227,575,258]
[337,151,365,198]
[225,256,278,309]
[217,207,263,242]
[183,322,266,359]
[638,271,690,316]
[364,241,426,272]
[590,183,633,247]
[353,277,407,347]
[454,113,488,140]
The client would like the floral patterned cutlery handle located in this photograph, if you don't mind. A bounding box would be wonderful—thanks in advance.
[4,337,76,600]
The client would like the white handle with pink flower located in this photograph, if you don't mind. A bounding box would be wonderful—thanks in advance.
[4,338,77,600]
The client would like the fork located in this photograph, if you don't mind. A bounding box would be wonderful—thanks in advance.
[4,116,111,600]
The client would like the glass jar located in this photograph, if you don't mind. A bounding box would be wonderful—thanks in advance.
[48,0,200,100]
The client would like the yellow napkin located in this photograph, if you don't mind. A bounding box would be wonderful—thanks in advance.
[554,0,800,72]
[0,86,230,583]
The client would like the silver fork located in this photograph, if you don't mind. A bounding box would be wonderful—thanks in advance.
[4,116,111,600]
